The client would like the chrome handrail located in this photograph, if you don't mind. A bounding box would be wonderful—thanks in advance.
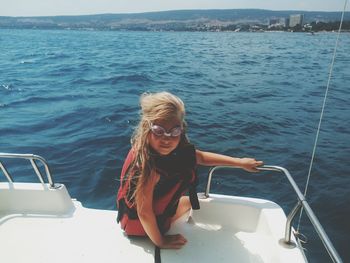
[0,153,56,188]
[205,165,343,263]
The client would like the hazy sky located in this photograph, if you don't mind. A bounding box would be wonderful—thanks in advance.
[1,0,348,17]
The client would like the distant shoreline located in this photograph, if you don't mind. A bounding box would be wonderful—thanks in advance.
[1,9,349,32]
[1,28,350,34]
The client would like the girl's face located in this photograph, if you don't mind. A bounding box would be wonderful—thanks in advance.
[148,118,182,156]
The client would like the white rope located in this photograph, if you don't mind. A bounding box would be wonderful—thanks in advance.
[297,0,349,232]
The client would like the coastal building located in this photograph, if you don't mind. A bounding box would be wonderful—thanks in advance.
[268,17,286,28]
[269,18,280,25]
[289,14,304,27]
[285,18,290,27]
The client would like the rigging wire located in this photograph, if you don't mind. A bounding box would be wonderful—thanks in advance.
[296,0,349,232]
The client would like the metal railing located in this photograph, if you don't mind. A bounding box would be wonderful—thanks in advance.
[0,153,56,188]
[205,165,342,263]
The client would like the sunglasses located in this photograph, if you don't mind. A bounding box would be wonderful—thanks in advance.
[149,123,182,137]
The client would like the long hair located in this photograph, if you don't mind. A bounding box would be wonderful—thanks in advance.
[129,91,187,206]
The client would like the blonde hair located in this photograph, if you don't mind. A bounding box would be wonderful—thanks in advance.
[129,91,187,205]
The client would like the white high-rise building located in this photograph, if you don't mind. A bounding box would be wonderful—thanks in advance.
[289,14,304,27]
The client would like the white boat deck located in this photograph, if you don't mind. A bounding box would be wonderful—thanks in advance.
[0,182,306,263]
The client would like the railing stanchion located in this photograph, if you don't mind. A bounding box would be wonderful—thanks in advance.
[0,153,56,188]
[205,165,343,263]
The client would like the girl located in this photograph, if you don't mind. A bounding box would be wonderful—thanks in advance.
[117,92,263,250]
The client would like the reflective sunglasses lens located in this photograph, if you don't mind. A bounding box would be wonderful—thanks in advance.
[151,125,165,136]
[170,127,182,137]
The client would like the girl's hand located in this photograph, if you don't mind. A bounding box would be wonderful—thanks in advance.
[240,158,264,172]
[159,234,187,249]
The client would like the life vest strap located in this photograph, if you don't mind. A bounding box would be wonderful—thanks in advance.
[154,246,161,263]
[117,198,138,223]
[189,183,200,210]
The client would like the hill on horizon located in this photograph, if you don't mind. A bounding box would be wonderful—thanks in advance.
[1,9,349,30]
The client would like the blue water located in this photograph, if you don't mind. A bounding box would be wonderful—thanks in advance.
[1,29,349,262]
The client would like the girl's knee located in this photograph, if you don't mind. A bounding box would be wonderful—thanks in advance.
[179,196,191,210]
[171,196,191,222]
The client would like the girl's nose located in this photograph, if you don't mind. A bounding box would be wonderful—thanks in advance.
[161,136,171,142]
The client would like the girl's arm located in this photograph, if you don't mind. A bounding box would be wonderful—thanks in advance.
[196,149,263,172]
[135,170,187,249]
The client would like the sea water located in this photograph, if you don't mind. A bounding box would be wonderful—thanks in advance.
[0,29,349,262]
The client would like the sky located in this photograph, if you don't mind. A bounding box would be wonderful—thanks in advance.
[0,0,348,17]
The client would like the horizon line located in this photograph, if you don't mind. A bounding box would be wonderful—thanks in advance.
[1,8,347,18]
